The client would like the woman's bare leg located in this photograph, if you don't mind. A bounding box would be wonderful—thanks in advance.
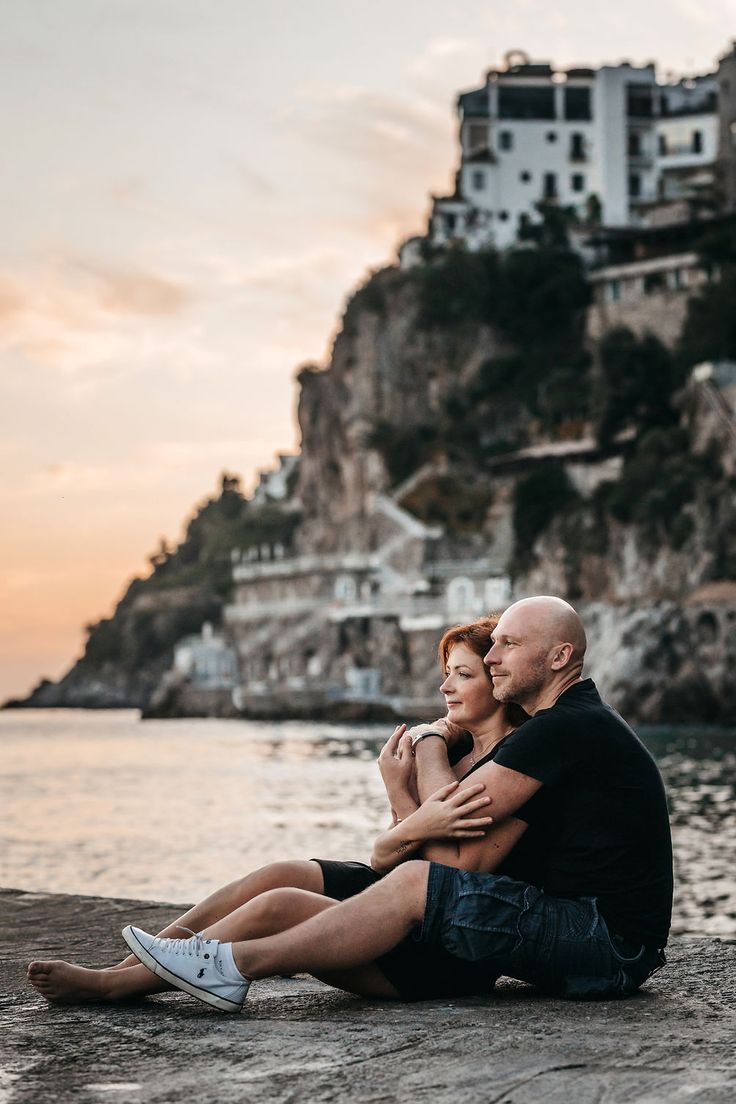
[110,859,324,969]
[28,885,397,1002]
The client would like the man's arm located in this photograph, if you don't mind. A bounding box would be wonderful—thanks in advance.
[415,745,542,871]
[370,781,493,873]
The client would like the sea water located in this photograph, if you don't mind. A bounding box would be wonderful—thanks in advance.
[1,710,734,936]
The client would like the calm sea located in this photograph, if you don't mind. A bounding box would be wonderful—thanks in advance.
[1,710,734,937]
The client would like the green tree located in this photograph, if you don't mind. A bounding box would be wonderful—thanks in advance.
[678,269,736,368]
[513,463,579,564]
[594,327,681,445]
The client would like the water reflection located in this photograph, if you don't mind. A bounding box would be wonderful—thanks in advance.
[639,729,736,937]
[0,712,733,937]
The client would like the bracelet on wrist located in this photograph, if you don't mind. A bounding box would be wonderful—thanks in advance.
[410,730,447,756]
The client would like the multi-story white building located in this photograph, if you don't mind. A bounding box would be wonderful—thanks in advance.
[421,52,718,254]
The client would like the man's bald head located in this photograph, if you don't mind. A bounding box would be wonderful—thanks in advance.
[485,596,586,712]
[502,596,587,665]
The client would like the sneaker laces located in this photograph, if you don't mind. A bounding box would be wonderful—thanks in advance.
[152,926,212,957]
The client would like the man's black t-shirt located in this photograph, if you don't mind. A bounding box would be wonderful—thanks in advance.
[459,737,550,890]
[490,679,673,948]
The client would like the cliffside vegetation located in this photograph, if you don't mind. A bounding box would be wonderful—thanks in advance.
[360,222,734,573]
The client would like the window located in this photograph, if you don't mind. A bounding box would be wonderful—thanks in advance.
[644,272,665,294]
[692,129,703,154]
[564,86,592,120]
[543,172,558,199]
[571,173,585,192]
[627,84,654,118]
[498,210,509,221]
[447,577,476,614]
[499,130,514,151]
[520,170,532,182]
[628,173,641,197]
[445,212,457,231]
[628,131,642,156]
[570,132,585,160]
[498,85,555,120]
[606,279,621,303]
[471,169,485,190]
[669,268,684,290]
[658,134,668,156]
[466,123,488,151]
[546,131,558,143]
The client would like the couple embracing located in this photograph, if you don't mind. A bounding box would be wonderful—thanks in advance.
[29,596,673,1010]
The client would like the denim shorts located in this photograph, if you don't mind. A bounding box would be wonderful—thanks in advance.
[313,858,498,1000]
[420,863,666,1000]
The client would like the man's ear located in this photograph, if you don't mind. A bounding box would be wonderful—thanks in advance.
[550,642,574,670]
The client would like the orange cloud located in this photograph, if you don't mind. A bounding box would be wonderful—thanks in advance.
[73,259,190,317]
[0,254,193,372]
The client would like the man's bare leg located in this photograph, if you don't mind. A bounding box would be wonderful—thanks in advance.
[109,860,325,970]
[231,861,429,982]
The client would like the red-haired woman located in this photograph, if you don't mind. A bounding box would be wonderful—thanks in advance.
[29,617,530,1005]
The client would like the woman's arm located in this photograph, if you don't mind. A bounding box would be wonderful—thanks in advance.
[370,781,493,873]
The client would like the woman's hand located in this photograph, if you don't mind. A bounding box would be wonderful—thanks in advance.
[405,718,466,750]
[377,725,417,812]
[370,778,494,874]
[408,780,493,840]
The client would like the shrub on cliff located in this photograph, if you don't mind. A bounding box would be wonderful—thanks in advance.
[512,463,580,565]
[415,245,500,329]
[678,268,736,368]
[594,327,682,445]
[604,426,718,548]
[494,247,590,355]
[414,242,589,357]
[367,420,441,485]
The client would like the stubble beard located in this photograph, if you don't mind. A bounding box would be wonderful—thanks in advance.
[492,657,548,710]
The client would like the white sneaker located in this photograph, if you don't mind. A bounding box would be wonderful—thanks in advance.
[122,925,250,1012]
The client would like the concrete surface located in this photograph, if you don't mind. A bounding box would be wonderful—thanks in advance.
[2,887,735,1104]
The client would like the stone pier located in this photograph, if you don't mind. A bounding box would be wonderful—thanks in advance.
[2,888,735,1103]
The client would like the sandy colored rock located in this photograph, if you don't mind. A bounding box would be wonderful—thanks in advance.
[2,887,735,1104]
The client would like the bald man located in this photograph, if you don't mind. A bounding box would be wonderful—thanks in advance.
[114,596,672,1010]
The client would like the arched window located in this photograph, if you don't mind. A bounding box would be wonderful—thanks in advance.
[446,577,476,614]
[334,575,357,602]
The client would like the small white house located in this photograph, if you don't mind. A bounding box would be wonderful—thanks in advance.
[174,622,238,689]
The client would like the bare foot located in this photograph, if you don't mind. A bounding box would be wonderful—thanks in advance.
[28,959,116,1003]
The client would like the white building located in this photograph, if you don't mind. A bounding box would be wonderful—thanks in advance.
[251,453,299,506]
[657,74,718,204]
[173,622,238,689]
[424,52,718,254]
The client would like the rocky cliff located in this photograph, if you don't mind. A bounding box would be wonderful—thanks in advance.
[291,242,736,723]
[8,232,736,722]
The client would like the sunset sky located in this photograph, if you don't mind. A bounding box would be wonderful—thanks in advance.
[0,0,732,702]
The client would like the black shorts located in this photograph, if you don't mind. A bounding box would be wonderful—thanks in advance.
[312,858,498,1002]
